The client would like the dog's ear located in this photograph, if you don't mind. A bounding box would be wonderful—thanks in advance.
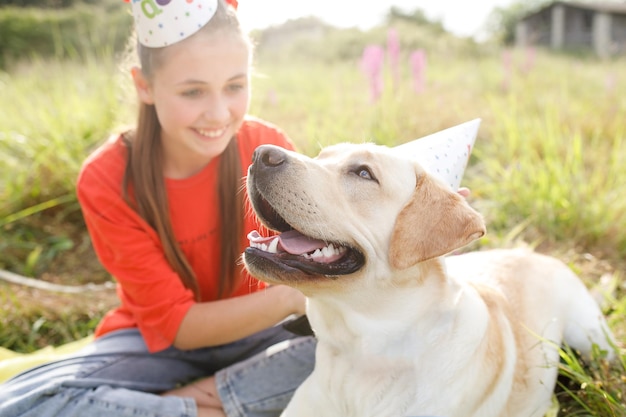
[388,173,486,270]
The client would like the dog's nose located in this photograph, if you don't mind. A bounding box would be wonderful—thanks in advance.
[253,145,287,169]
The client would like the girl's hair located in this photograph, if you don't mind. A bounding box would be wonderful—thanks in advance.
[122,0,247,300]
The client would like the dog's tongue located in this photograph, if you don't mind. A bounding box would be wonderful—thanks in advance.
[248,230,326,254]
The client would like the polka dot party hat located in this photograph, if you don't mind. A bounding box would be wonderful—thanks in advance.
[393,119,481,190]
[124,0,220,48]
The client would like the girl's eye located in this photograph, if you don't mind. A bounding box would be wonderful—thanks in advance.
[227,83,245,93]
[182,89,203,98]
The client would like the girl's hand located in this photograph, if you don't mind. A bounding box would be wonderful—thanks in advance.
[458,187,471,198]
[274,285,307,316]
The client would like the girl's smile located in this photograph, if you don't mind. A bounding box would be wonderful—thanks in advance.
[195,126,229,139]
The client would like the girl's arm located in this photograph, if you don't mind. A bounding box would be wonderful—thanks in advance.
[174,285,306,350]
[78,177,301,352]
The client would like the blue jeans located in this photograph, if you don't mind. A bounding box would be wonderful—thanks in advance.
[0,325,316,417]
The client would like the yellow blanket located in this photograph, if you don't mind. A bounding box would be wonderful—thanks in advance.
[0,336,93,383]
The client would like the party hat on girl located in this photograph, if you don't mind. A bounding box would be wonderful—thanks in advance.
[125,0,238,48]
[393,119,481,190]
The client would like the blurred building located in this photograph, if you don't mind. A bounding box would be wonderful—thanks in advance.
[515,1,626,58]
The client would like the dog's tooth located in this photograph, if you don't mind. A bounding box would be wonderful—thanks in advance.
[267,238,279,253]
[311,249,323,258]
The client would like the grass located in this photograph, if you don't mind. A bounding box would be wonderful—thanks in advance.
[0,31,625,415]
[0,56,125,279]
[557,340,626,416]
[0,57,122,212]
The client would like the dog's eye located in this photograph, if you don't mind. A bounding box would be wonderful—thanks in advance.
[353,166,377,182]
[358,169,372,180]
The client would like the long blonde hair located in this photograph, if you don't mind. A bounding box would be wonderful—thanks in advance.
[122,0,247,300]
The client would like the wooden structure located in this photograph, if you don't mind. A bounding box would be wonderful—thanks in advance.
[515,1,626,57]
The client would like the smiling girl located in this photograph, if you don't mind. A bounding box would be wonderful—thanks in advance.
[0,1,315,416]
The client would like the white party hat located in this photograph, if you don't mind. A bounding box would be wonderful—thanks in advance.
[394,119,481,190]
[126,0,218,48]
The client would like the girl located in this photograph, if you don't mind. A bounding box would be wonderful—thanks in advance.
[0,1,315,416]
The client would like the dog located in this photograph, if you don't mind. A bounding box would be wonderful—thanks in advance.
[243,143,615,417]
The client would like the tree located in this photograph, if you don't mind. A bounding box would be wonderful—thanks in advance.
[485,0,551,44]
[385,6,445,34]
[0,0,98,8]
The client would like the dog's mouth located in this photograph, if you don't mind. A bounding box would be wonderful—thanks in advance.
[245,195,365,277]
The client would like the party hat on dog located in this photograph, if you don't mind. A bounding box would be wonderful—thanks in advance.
[394,119,481,190]
[125,0,234,48]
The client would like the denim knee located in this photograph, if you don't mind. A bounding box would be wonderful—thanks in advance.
[216,336,316,417]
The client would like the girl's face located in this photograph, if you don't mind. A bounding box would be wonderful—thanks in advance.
[135,31,250,179]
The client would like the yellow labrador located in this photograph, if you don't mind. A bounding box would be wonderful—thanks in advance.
[244,143,615,417]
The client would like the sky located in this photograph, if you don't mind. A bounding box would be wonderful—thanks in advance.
[237,0,516,40]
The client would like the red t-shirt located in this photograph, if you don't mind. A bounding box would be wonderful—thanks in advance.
[76,117,295,352]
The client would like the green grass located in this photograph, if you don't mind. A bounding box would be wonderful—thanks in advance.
[0,57,123,209]
[557,339,626,416]
[0,56,128,277]
[0,33,625,415]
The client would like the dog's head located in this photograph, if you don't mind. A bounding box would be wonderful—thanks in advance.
[244,143,485,292]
